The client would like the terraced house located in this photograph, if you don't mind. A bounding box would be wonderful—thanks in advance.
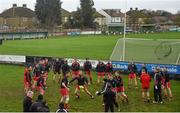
[0,4,36,31]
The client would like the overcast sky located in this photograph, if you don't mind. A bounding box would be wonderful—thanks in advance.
[0,0,180,14]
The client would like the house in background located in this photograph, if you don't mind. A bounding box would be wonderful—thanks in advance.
[94,11,106,31]
[61,8,71,24]
[0,4,36,31]
[99,9,125,33]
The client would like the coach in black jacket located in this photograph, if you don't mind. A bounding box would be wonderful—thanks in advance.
[103,85,118,112]
[30,94,50,112]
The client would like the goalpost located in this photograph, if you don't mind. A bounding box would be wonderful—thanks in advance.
[122,0,127,61]
[110,38,180,65]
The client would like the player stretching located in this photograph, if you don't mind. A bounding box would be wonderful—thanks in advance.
[162,68,173,99]
[83,58,92,84]
[115,71,128,104]
[71,59,80,78]
[24,65,32,93]
[59,76,70,110]
[36,72,46,95]
[140,70,151,102]
[105,61,113,79]
[128,62,138,89]
[69,71,94,99]
[96,61,106,83]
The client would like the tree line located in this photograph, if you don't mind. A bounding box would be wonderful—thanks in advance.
[35,0,180,30]
[35,0,96,30]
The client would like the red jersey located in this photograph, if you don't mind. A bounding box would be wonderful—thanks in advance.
[24,68,32,84]
[106,63,113,73]
[71,62,80,71]
[140,73,151,89]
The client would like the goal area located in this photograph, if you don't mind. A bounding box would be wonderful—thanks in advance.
[110,38,180,65]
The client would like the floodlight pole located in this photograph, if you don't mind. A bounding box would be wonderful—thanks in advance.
[122,0,127,61]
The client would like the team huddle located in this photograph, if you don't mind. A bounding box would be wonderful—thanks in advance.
[23,58,173,112]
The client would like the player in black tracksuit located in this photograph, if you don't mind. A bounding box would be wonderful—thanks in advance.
[103,85,118,112]
[96,77,119,111]
[153,69,163,103]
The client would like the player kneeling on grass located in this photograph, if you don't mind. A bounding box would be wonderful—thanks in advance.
[59,75,70,110]
[128,61,138,89]
[69,71,94,99]
[140,70,151,102]
[162,68,173,99]
[96,60,106,83]
[24,65,33,93]
[115,71,128,104]
[83,58,93,84]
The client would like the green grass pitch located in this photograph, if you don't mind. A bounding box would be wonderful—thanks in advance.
[0,32,180,111]
[0,64,180,112]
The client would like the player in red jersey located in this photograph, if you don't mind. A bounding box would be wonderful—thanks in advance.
[96,61,106,83]
[140,70,151,102]
[36,72,46,95]
[105,61,113,79]
[71,59,80,78]
[32,63,41,90]
[69,71,94,99]
[83,58,92,84]
[162,68,173,99]
[59,75,70,110]
[24,65,32,93]
[115,71,128,104]
[128,62,138,88]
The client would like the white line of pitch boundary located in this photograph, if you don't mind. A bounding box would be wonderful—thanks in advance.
[121,38,180,41]
[110,38,121,60]
[176,53,180,65]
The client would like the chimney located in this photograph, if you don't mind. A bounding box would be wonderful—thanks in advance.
[23,4,27,8]
[13,4,17,8]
